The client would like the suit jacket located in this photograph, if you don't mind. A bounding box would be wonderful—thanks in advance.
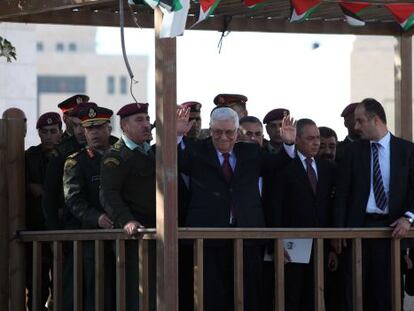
[334,134,414,227]
[275,156,336,228]
[178,139,292,228]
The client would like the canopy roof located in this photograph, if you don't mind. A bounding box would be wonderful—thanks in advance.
[1,0,414,36]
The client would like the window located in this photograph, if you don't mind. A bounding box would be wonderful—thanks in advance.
[68,43,77,52]
[107,76,115,94]
[36,42,44,52]
[38,76,86,93]
[120,76,128,94]
[56,42,64,52]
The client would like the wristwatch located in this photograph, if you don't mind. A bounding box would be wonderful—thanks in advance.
[403,215,414,225]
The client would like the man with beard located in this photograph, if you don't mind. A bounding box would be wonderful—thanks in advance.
[63,106,116,311]
[263,108,290,154]
[100,103,156,310]
[333,98,414,311]
[57,94,90,141]
[317,126,338,162]
[25,112,62,311]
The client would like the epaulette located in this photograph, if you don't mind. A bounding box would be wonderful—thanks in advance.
[64,151,80,170]
[112,140,123,151]
[67,150,80,159]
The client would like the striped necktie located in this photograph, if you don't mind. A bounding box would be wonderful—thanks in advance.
[372,142,387,211]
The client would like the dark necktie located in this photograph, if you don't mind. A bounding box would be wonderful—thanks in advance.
[372,143,387,211]
[222,153,235,224]
[305,157,317,194]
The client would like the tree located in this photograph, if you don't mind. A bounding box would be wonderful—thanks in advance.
[0,36,16,62]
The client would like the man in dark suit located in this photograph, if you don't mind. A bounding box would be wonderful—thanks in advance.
[177,106,296,311]
[336,103,360,162]
[275,119,336,311]
[333,98,414,311]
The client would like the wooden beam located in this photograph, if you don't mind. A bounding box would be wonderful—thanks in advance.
[0,120,9,311]
[7,119,26,311]
[0,0,115,19]
[154,7,179,311]
[1,11,404,36]
[394,35,413,140]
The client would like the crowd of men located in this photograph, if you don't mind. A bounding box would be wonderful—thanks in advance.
[3,93,414,311]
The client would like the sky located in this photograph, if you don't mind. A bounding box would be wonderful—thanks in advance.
[96,27,356,140]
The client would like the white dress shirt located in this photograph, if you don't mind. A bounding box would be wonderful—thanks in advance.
[366,132,390,214]
[297,151,318,179]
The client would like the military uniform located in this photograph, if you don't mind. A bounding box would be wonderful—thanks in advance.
[63,147,115,311]
[25,145,54,311]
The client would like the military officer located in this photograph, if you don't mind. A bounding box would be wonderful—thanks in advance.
[262,108,290,154]
[180,101,202,139]
[25,112,62,311]
[100,102,156,310]
[213,93,248,119]
[57,94,90,141]
[63,106,115,311]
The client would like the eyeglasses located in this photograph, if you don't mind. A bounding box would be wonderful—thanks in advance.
[241,130,262,137]
[211,128,237,137]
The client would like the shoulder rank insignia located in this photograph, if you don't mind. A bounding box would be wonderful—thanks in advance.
[64,158,77,170]
[103,157,120,167]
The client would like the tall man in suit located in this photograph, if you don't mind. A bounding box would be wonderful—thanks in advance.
[333,98,414,311]
[275,119,336,311]
[177,106,296,311]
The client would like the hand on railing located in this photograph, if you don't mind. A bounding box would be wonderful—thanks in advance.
[123,220,144,236]
[98,214,114,229]
[330,238,347,255]
[391,217,411,239]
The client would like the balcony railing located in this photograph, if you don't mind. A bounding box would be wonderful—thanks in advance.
[16,227,413,311]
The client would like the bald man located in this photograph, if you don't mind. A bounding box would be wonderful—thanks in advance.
[2,107,27,137]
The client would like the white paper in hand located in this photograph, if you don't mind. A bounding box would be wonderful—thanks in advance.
[283,239,313,264]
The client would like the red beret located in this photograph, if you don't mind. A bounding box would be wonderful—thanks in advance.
[57,94,90,113]
[180,101,202,112]
[69,102,98,118]
[341,103,358,117]
[36,112,62,129]
[77,106,114,127]
[213,94,248,106]
[117,103,149,119]
[263,108,290,124]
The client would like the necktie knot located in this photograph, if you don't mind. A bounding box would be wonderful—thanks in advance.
[305,157,313,166]
[223,152,230,160]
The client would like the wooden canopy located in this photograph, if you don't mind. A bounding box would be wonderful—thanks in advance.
[1,0,414,35]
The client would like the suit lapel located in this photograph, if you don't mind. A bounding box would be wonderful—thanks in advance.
[389,135,400,210]
[292,156,315,195]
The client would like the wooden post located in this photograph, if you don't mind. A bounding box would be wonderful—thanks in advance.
[394,35,413,140]
[0,120,9,310]
[391,239,401,311]
[154,7,179,311]
[7,119,26,311]
[274,239,285,311]
[352,238,363,311]
[313,239,325,311]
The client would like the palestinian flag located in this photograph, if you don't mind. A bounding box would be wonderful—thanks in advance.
[290,0,321,23]
[129,0,160,10]
[386,4,414,31]
[159,0,190,38]
[339,2,370,27]
[244,0,268,9]
[192,0,222,27]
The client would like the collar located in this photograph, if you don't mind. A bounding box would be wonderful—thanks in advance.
[216,149,234,158]
[122,134,151,153]
[371,131,391,149]
[297,150,314,163]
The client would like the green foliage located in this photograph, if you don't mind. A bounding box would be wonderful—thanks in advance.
[0,36,17,62]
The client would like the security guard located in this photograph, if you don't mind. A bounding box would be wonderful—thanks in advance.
[100,102,156,310]
[25,112,62,311]
[63,106,115,311]
[262,108,290,154]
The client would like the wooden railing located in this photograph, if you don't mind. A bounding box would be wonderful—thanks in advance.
[16,227,414,311]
